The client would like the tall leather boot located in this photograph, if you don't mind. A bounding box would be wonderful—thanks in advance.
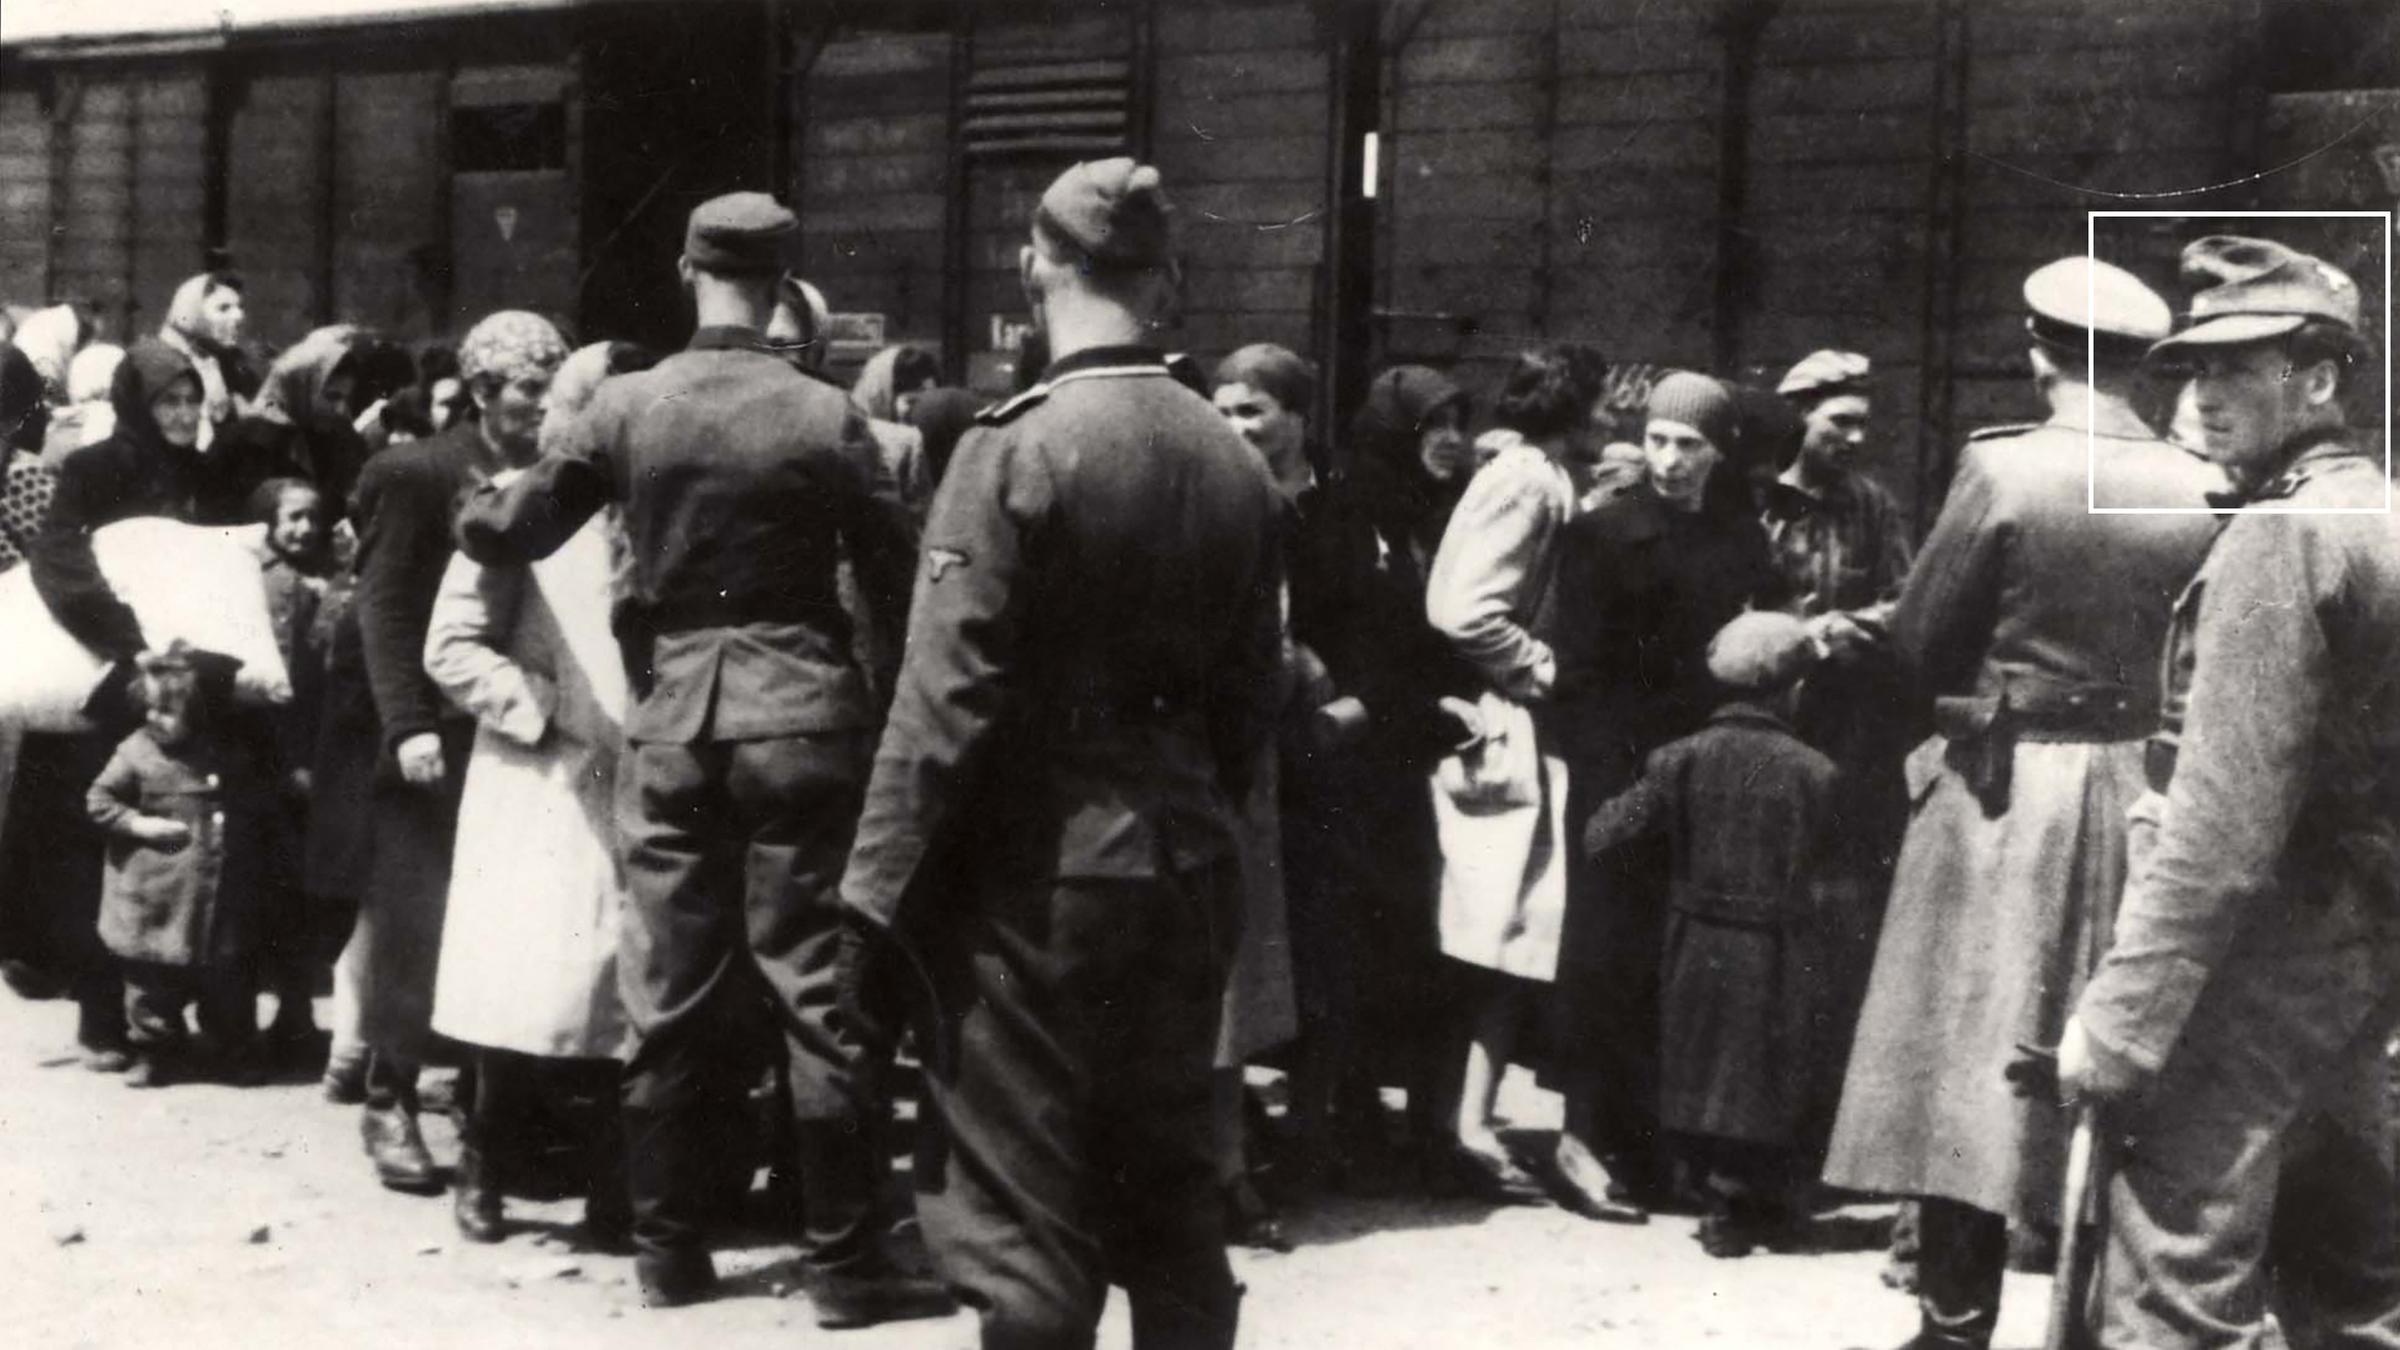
[452,1051,509,1242]
[1869,1196,2005,1350]
[791,1118,953,1329]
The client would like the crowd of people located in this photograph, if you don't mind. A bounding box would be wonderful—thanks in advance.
[0,154,2394,1350]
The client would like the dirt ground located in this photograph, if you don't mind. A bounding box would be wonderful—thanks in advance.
[0,994,2057,1350]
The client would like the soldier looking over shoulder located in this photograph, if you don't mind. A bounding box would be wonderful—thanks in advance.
[2060,235,2400,1348]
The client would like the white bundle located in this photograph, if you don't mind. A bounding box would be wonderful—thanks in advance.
[0,518,290,732]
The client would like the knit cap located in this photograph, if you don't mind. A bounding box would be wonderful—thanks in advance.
[1645,370,1738,450]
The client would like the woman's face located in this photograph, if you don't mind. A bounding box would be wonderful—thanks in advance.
[1642,417,1722,509]
[476,369,554,462]
[1416,404,1471,482]
[199,285,245,348]
[1212,381,1310,495]
[316,371,357,424]
[151,375,205,448]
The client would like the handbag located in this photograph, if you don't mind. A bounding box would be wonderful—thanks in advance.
[1433,689,1541,812]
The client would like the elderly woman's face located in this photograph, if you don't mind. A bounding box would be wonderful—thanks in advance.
[316,370,357,424]
[152,375,205,449]
[1643,418,1721,510]
[476,369,554,461]
[1212,381,1309,494]
[199,285,245,348]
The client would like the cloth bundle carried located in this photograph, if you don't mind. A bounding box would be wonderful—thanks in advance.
[0,518,290,732]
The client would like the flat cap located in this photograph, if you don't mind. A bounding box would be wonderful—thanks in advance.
[1775,350,1872,400]
[1035,157,1173,270]
[2152,235,2361,351]
[685,192,796,276]
[1706,611,1816,694]
[2022,256,2172,347]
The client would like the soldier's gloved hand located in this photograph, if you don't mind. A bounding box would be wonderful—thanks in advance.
[834,910,901,1056]
[395,732,447,787]
[2056,1014,2143,1105]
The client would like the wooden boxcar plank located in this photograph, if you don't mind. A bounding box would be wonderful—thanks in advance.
[1183,265,1319,314]
[1390,128,1550,179]
[1387,172,1547,221]
[1158,134,1330,186]
[1557,22,1718,75]
[1391,80,1546,132]
[1961,151,2236,211]
[1968,45,2235,106]
[1387,264,1543,316]
[1966,94,2227,157]
[1416,0,1557,38]
[804,191,949,235]
[1753,58,1936,115]
[1967,3,2242,55]
[813,31,949,79]
[1751,109,1934,164]
[1158,48,1326,99]
[1555,72,1718,126]
[806,154,950,199]
[1761,8,1935,62]
[1746,161,1930,214]
[1175,219,1328,268]
[1157,2,1322,54]
[1551,169,1723,221]
[1157,87,1324,139]
[1397,35,1548,87]
[1174,179,1333,229]
[1551,120,1718,172]
[807,112,950,159]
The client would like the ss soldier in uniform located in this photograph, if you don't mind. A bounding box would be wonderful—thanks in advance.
[453,193,950,1326]
[837,159,1282,1350]
[2060,238,2400,1347]
[1825,257,2224,1350]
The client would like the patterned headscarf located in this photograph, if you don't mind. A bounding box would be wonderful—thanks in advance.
[457,310,569,389]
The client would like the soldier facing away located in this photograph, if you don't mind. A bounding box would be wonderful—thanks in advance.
[837,157,1285,1350]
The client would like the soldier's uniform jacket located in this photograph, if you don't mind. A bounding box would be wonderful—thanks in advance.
[454,326,915,744]
[1895,405,2224,726]
[839,345,1284,926]
[2079,434,2400,1072]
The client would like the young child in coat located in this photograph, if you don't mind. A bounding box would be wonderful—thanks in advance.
[87,643,276,1087]
[1582,610,1835,1257]
[248,477,331,1060]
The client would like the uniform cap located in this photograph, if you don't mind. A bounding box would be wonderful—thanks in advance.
[685,192,797,276]
[1034,157,1173,270]
[1775,350,1872,400]
[2022,256,2173,346]
[2153,236,2361,351]
[1705,611,1815,694]
[1645,370,1739,450]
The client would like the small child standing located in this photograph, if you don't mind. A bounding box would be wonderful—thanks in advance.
[248,478,331,1061]
[1582,611,1836,1258]
[87,644,275,1087]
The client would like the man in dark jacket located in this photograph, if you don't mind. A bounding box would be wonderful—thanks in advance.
[454,193,939,1326]
[2061,236,2400,1348]
[837,158,1283,1350]
[350,310,567,1194]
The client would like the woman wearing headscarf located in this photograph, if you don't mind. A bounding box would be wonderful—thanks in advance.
[213,325,371,523]
[42,343,124,467]
[345,310,569,1195]
[11,304,87,403]
[423,338,641,1248]
[1546,371,1782,1221]
[1277,363,1481,1194]
[158,272,257,453]
[1,340,212,1068]
[1424,346,1593,1202]
[848,344,941,424]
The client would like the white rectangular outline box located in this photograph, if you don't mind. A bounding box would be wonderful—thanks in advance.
[2086,209,2391,516]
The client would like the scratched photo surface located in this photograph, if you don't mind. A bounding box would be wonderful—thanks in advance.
[0,1,2393,1348]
